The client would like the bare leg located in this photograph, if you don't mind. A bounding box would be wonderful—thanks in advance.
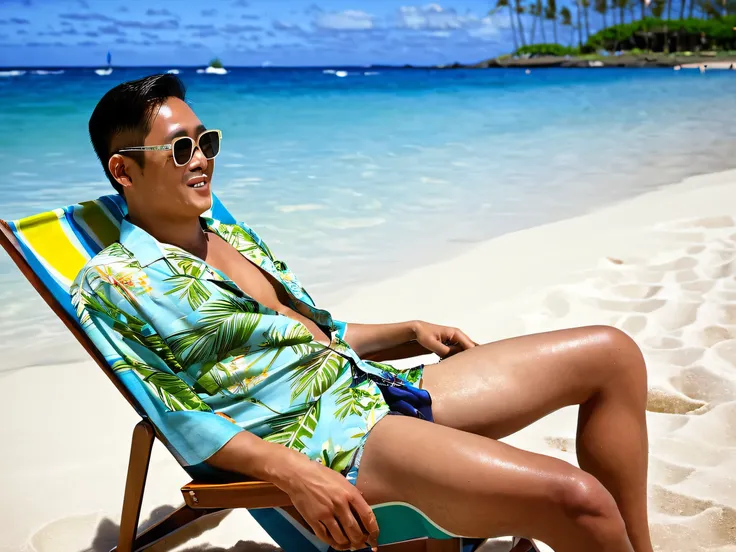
[421,325,652,552]
[356,415,634,552]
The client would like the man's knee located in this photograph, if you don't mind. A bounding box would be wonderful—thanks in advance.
[587,325,648,392]
[554,472,628,543]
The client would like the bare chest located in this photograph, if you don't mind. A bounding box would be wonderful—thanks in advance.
[202,233,330,344]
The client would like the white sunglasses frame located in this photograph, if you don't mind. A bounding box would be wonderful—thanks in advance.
[115,129,222,167]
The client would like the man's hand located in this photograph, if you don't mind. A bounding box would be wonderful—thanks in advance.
[283,458,379,551]
[412,320,478,359]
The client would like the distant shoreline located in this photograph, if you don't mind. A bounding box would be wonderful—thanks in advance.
[3,55,736,71]
[424,53,736,70]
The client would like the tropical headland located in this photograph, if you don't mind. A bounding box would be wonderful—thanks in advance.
[427,13,736,68]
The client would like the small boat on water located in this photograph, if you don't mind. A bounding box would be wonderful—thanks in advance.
[95,51,113,76]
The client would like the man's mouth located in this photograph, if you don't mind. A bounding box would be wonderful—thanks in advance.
[187,176,208,189]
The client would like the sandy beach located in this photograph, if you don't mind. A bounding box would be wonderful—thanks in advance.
[2,168,736,552]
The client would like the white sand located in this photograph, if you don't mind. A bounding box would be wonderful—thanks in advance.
[2,169,736,552]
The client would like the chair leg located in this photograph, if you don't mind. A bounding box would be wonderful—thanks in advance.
[379,540,428,552]
[426,538,462,552]
[128,504,222,551]
[111,420,155,552]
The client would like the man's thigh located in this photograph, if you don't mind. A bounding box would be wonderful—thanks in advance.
[420,327,617,439]
[355,414,596,542]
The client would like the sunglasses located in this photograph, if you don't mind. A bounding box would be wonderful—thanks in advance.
[115,129,222,167]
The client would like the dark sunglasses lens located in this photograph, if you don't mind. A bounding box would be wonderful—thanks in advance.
[173,138,194,165]
[199,131,220,159]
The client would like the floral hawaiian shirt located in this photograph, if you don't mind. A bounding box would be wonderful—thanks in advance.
[71,216,423,481]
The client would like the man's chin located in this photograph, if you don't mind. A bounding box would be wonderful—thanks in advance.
[190,193,213,216]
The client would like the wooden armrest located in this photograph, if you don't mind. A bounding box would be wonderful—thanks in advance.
[181,479,292,510]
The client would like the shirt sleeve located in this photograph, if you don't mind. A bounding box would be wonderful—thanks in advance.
[332,319,349,340]
[71,267,244,469]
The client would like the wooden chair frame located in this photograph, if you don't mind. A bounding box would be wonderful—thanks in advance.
[0,219,464,552]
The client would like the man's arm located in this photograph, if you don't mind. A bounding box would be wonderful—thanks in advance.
[208,431,379,551]
[340,321,426,360]
[340,320,479,361]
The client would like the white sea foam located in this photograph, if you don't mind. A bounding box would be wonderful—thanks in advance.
[0,70,26,77]
[166,69,180,74]
[276,204,325,213]
[31,70,64,75]
[201,66,227,75]
[318,217,385,229]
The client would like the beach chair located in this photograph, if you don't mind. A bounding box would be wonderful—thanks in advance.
[0,193,504,552]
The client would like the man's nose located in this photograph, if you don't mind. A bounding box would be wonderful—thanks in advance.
[189,145,209,170]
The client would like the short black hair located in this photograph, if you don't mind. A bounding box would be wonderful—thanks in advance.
[88,73,186,195]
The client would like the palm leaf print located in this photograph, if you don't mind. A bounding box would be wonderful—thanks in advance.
[263,400,320,451]
[112,358,210,412]
[260,324,316,356]
[332,379,383,420]
[289,349,344,402]
[222,224,271,263]
[82,289,184,371]
[101,242,139,263]
[245,397,286,415]
[322,447,358,473]
[168,295,262,365]
[162,255,212,310]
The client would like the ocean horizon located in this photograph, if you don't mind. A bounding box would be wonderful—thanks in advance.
[1,66,735,370]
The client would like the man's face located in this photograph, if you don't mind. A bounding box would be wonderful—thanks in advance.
[112,97,214,220]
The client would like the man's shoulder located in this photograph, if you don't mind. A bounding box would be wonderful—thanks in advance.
[74,241,142,289]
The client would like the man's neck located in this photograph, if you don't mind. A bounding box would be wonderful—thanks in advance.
[128,211,208,259]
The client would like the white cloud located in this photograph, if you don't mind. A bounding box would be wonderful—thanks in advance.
[314,10,374,31]
[396,4,497,32]
[467,18,499,41]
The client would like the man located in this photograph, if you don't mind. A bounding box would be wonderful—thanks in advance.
[73,74,653,552]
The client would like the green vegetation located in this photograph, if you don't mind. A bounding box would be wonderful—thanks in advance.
[516,43,581,55]
[209,57,224,68]
[490,0,736,56]
[585,16,736,52]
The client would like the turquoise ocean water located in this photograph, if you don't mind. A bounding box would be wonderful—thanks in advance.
[1,66,735,369]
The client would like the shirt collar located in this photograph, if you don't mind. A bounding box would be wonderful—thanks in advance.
[119,215,221,267]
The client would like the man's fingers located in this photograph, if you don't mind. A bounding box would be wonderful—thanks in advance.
[454,329,477,350]
[430,338,452,358]
[321,518,350,550]
[351,495,380,547]
[336,502,370,549]
[310,520,339,550]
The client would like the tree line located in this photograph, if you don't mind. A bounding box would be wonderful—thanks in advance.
[490,0,736,51]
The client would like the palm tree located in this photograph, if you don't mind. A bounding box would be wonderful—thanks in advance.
[538,0,548,42]
[515,0,527,46]
[575,0,584,47]
[529,0,540,43]
[545,0,559,43]
[595,0,608,29]
[581,0,592,42]
[651,0,666,16]
[491,0,519,52]
[560,6,574,46]
[617,0,627,23]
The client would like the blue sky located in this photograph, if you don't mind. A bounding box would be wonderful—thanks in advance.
[0,0,527,67]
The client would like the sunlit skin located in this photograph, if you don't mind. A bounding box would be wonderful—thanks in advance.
[109,97,653,552]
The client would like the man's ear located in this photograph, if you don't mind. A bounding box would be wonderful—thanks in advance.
[108,154,134,191]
